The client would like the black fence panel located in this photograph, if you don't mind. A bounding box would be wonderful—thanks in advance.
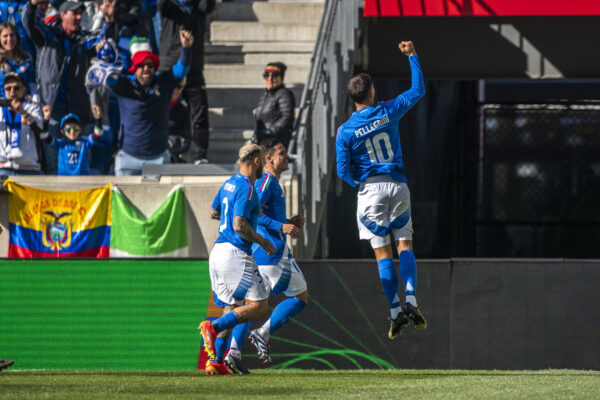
[477,104,600,257]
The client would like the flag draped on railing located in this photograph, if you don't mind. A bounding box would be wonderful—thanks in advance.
[4,179,111,257]
[109,185,188,257]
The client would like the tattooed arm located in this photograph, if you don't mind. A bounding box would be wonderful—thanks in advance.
[210,208,220,220]
[234,216,275,255]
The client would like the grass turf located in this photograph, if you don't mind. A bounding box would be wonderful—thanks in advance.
[1,369,598,399]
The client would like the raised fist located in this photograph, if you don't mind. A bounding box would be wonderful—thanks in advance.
[398,41,416,56]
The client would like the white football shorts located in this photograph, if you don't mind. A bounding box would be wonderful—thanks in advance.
[258,246,307,297]
[356,175,413,248]
[209,242,268,306]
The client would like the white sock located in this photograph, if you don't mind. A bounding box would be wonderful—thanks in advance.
[391,306,403,319]
[258,320,271,339]
[230,336,240,351]
[406,295,417,307]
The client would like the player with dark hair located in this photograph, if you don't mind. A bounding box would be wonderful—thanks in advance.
[336,41,427,339]
[198,143,275,375]
[224,138,307,374]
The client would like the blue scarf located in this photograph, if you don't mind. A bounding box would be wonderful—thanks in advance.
[3,107,22,150]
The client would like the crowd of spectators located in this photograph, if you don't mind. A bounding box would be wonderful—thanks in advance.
[0,0,296,177]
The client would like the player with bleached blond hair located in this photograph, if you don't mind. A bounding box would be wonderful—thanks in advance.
[198,143,274,375]
[336,41,427,339]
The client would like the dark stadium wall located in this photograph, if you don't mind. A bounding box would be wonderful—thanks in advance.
[362,17,600,79]
[246,259,600,370]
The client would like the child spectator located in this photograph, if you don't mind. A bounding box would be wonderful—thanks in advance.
[39,104,105,175]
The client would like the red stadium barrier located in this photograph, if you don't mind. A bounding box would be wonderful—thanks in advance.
[364,0,600,17]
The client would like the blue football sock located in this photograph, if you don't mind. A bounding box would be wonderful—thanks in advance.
[229,321,251,351]
[211,311,239,333]
[378,258,402,318]
[399,250,418,305]
[266,298,307,335]
[214,336,228,363]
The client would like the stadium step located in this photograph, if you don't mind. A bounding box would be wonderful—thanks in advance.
[209,107,255,129]
[206,86,304,108]
[204,64,309,86]
[205,43,314,65]
[211,22,319,43]
[212,2,324,24]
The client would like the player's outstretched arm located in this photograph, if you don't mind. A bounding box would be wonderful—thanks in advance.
[383,40,424,118]
[234,216,275,255]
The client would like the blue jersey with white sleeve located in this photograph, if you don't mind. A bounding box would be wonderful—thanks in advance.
[252,171,288,265]
[212,173,260,255]
[336,56,425,187]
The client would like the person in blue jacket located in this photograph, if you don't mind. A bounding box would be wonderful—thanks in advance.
[336,40,427,340]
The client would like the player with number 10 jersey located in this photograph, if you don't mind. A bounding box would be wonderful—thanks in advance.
[336,41,427,340]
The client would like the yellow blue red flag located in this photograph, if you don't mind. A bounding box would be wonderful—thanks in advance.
[3,179,112,257]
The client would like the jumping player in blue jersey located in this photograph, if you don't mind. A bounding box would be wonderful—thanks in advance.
[336,41,427,339]
[198,143,275,375]
[224,138,307,374]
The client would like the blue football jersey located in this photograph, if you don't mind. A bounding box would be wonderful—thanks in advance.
[252,171,288,265]
[212,173,260,255]
[336,56,425,187]
[47,135,100,176]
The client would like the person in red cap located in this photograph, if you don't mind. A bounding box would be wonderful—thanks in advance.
[106,30,194,176]
[254,61,296,150]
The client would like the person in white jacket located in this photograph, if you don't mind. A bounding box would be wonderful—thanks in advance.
[0,72,43,175]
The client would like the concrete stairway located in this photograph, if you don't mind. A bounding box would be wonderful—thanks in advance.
[205,0,323,163]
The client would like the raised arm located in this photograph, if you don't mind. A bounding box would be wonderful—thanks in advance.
[171,30,194,80]
[22,0,47,47]
[383,41,425,118]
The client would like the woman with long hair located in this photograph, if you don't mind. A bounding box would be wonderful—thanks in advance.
[0,22,36,96]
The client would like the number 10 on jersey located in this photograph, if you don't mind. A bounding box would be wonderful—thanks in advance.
[365,131,394,163]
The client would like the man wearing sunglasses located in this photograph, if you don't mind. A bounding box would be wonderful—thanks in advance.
[0,72,43,176]
[106,31,193,176]
[254,62,295,150]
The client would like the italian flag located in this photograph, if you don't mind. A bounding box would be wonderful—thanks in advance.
[110,185,188,257]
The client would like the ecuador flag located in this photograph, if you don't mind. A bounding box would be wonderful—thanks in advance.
[4,179,111,258]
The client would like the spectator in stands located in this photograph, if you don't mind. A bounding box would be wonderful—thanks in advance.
[0,22,36,96]
[107,31,194,176]
[168,76,191,163]
[254,62,295,150]
[22,0,116,174]
[159,0,214,164]
[116,0,146,38]
[0,72,43,176]
[39,104,105,175]
[0,1,37,69]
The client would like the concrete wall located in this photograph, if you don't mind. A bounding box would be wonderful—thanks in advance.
[0,175,298,257]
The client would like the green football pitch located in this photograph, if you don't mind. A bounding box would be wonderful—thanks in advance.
[1,369,598,399]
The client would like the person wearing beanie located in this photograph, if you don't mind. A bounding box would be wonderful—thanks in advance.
[159,0,215,164]
[106,30,194,176]
[22,0,116,174]
[254,61,296,150]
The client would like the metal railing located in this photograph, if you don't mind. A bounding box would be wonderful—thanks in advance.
[289,0,363,259]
